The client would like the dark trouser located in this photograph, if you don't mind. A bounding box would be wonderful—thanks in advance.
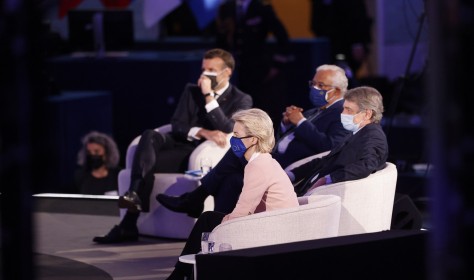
[174,211,226,278]
[130,129,195,212]
[200,149,246,213]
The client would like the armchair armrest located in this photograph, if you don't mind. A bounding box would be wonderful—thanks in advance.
[211,194,341,251]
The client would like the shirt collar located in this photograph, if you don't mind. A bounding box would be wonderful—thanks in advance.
[326,97,344,109]
[215,82,230,99]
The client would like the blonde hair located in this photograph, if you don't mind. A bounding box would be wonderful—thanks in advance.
[232,108,275,153]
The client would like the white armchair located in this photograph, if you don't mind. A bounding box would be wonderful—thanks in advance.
[288,151,398,237]
[118,124,230,239]
[210,195,341,251]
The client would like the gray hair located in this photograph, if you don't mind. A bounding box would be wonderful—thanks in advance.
[316,64,349,95]
[344,86,384,123]
[232,108,275,153]
[77,131,120,168]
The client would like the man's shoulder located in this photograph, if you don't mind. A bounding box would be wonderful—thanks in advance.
[360,123,386,138]
[228,84,252,98]
[183,83,199,91]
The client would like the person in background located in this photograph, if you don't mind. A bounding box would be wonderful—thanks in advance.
[74,131,120,195]
[93,48,252,244]
[310,0,372,79]
[166,108,299,280]
[216,0,293,126]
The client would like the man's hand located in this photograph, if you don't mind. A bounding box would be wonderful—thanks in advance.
[198,74,213,94]
[282,105,304,125]
[198,129,228,148]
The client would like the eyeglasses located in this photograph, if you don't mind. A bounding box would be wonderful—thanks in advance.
[308,80,336,90]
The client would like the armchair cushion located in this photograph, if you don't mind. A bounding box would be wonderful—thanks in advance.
[211,194,341,251]
[119,172,199,239]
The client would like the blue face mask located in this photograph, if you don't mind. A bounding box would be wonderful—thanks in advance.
[340,112,363,132]
[230,136,253,158]
[309,87,333,107]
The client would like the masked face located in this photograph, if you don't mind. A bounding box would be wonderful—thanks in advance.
[203,69,226,90]
[229,136,253,158]
[86,154,105,170]
[340,111,364,132]
[309,87,334,107]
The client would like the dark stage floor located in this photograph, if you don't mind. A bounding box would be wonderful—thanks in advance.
[33,194,185,280]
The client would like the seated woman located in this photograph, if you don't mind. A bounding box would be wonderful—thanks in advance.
[74,131,121,195]
[167,108,299,280]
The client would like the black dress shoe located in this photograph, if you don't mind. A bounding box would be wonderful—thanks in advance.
[118,191,142,213]
[92,225,138,244]
[156,193,203,218]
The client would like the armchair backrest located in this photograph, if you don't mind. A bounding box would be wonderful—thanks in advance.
[284,150,331,172]
[211,194,341,251]
[301,162,398,236]
[187,134,231,171]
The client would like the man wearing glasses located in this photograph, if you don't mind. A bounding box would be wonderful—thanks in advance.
[273,64,350,168]
[158,64,350,215]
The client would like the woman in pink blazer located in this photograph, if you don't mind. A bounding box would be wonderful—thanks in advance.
[167,108,299,280]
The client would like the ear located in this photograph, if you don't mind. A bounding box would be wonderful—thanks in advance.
[365,109,373,120]
[225,67,232,77]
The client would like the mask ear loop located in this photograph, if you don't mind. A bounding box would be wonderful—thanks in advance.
[354,109,367,125]
[325,88,337,103]
[214,67,229,90]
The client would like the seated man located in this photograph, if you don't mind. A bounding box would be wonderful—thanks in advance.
[157,64,351,215]
[289,86,388,196]
[93,48,252,244]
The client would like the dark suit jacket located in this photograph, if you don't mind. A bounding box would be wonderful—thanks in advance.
[272,99,350,168]
[170,83,253,142]
[291,122,388,195]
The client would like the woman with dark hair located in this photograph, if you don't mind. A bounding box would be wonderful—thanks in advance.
[74,131,121,195]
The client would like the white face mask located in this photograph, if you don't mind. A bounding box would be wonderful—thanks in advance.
[340,111,364,132]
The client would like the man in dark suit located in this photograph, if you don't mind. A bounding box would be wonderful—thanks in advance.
[93,48,252,244]
[157,64,351,214]
[290,86,388,196]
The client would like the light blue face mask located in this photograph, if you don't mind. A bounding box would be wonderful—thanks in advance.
[340,111,364,132]
[229,136,253,158]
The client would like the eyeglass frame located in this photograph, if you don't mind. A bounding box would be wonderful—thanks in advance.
[308,80,337,90]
